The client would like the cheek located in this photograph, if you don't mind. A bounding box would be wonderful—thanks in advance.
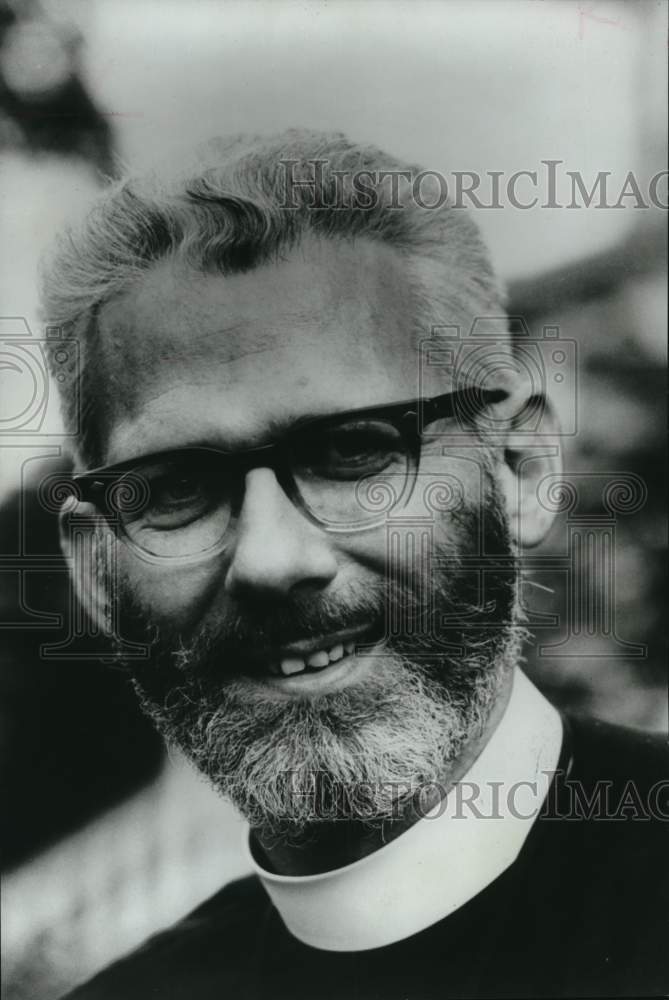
[418,446,491,503]
[334,454,493,572]
[115,546,227,630]
[418,447,500,543]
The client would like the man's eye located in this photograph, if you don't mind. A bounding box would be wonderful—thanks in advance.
[124,464,217,529]
[299,421,405,479]
[151,474,202,507]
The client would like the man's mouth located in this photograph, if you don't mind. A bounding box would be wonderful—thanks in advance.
[242,626,380,680]
[269,639,358,677]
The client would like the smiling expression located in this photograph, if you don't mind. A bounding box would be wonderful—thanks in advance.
[91,234,491,695]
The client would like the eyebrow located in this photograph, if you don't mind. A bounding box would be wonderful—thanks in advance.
[101,397,419,473]
[197,408,338,449]
[103,409,340,469]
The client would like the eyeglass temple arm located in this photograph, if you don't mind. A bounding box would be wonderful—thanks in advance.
[418,386,509,426]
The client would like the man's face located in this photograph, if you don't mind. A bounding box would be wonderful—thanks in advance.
[89,234,520,836]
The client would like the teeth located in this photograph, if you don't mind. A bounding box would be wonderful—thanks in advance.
[277,640,358,677]
[306,650,330,669]
[280,657,306,676]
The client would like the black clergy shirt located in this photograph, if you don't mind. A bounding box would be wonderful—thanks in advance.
[62,714,668,1000]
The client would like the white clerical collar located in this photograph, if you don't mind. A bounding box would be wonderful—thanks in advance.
[244,669,562,952]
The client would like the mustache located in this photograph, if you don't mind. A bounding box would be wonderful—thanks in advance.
[119,500,516,677]
[131,568,513,684]
[206,592,385,651]
[156,580,436,663]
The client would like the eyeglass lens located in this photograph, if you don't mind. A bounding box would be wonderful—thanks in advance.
[108,417,413,557]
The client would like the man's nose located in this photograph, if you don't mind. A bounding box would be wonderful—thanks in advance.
[224,468,338,598]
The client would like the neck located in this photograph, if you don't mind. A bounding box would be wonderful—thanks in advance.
[253,669,514,877]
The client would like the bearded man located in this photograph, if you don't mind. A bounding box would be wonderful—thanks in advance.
[43,130,666,999]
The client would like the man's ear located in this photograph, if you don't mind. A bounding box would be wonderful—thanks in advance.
[496,394,562,548]
[58,504,111,634]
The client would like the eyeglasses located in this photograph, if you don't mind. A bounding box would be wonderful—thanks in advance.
[69,388,504,561]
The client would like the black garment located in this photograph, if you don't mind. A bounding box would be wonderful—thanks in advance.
[63,716,668,999]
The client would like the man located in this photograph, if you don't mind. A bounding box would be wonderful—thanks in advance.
[43,130,666,998]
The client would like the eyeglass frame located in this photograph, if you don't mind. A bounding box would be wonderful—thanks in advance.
[68,386,506,561]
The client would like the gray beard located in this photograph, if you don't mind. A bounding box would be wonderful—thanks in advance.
[111,488,525,839]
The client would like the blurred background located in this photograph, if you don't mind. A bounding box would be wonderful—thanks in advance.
[0,1,666,997]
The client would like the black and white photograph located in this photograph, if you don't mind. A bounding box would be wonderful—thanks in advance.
[1,2,667,998]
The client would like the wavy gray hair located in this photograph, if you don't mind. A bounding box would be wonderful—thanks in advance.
[40,128,503,464]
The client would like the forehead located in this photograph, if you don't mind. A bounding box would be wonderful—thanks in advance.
[96,235,424,463]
